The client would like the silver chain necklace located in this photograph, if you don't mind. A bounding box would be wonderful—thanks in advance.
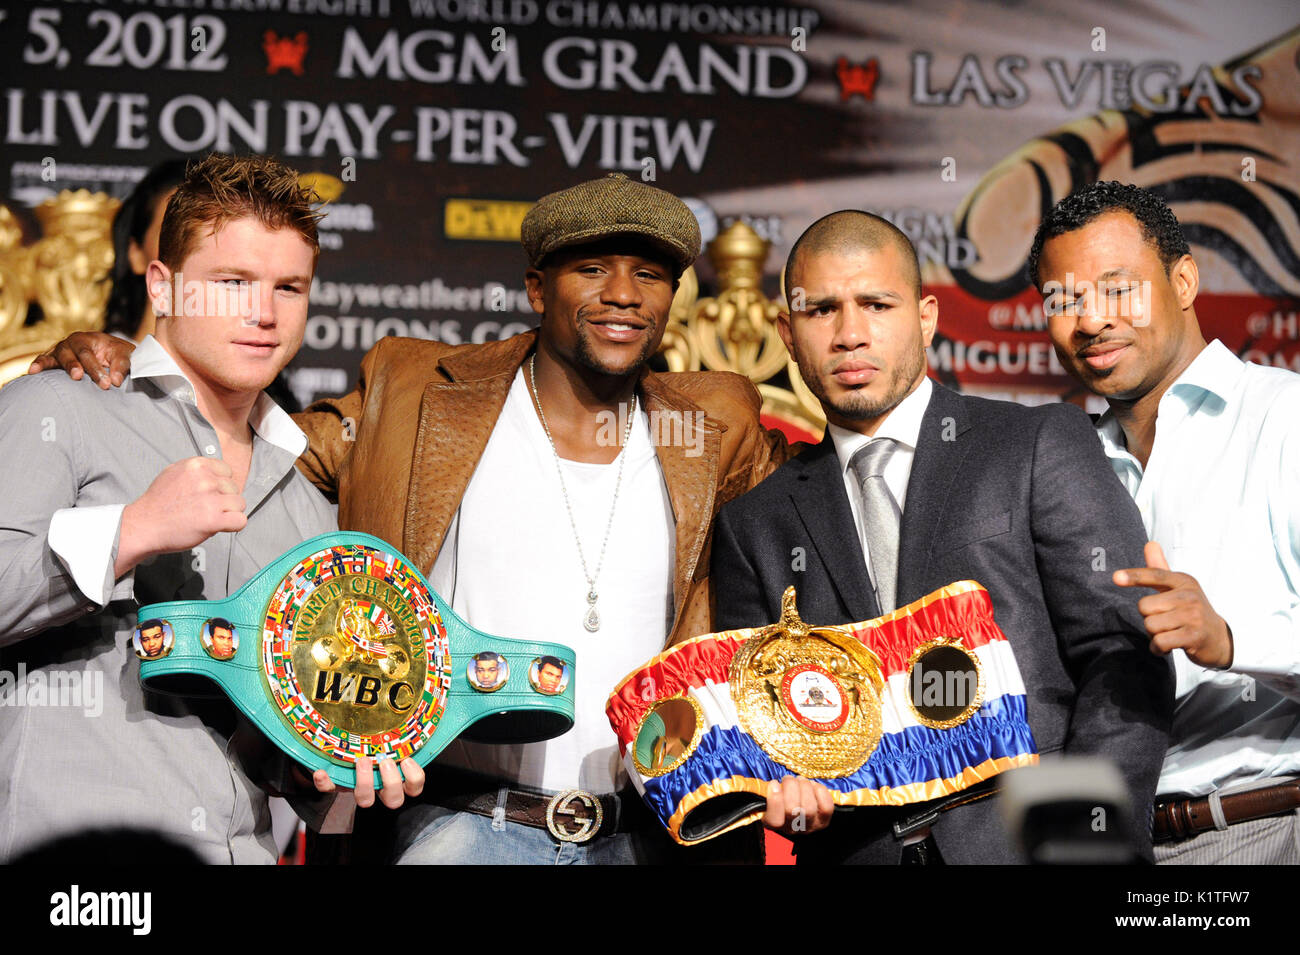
[528,355,637,633]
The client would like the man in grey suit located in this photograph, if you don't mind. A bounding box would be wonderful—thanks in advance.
[0,154,417,862]
[710,211,1174,864]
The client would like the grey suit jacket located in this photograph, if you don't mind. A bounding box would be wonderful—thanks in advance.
[711,382,1174,863]
[0,367,337,863]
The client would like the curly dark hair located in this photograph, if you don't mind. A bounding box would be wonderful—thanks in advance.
[1026,181,1191,288]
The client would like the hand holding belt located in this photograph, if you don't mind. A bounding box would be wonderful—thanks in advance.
[607,580,1038,845]
[136,532,576,790]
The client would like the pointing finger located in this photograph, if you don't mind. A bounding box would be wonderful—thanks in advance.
[1145,540,1171,571]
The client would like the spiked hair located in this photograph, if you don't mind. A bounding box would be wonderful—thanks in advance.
[158,153,322,269]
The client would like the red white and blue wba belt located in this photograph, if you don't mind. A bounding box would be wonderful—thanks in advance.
[607,581,1037,844]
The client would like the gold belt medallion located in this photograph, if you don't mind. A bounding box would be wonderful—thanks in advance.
[730,588,885,778]
[262,543,450,764]
[296,585,428,737]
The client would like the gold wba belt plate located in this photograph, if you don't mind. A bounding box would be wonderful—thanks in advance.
[729,588,887,777]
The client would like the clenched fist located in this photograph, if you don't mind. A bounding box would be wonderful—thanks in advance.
[115,457,247,576]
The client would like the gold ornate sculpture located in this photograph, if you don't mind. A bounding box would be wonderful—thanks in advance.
[658,221,827,438]
[0,190,118,387]
[659,265,701,373]
[693,222,788,382]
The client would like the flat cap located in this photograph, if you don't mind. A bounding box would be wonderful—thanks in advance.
[521,173,701,275]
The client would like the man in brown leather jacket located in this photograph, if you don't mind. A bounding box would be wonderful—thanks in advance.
[293,326,785,652]
[37,172,789,864]
[300,176,789,863]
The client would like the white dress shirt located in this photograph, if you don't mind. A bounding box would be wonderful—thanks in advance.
[828,375,933,593]
[1095,339,1300,797]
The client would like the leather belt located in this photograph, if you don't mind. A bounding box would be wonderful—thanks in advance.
[429,768,645,844]
[1153,780,1300,842]
[892,779,999,840]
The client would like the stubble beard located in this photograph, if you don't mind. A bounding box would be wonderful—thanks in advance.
[572,309,659,378]
[801,344,925,423]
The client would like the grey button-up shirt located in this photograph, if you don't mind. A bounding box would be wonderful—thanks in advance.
[0,337,336,863]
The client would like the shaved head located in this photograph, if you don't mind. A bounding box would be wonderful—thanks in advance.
[776,208,938,437]
[784,211,921,301]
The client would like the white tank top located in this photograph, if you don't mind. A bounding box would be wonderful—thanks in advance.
[430,368,675,793]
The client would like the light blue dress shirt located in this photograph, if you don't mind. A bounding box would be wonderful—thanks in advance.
[1095,339,1300,797]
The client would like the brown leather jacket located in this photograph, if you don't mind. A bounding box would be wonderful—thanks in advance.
[294,330,791,647]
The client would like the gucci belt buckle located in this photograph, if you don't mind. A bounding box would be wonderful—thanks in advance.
[546,789,604,843]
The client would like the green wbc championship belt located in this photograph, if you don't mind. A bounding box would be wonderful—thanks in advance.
[135,532,576,789]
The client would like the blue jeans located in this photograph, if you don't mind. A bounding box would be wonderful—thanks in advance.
[395,802,647,865]
[391,791,761,865]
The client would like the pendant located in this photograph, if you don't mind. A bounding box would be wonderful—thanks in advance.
[584,591,600,632]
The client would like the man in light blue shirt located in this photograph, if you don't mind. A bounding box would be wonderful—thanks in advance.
[1031,180,1300,863]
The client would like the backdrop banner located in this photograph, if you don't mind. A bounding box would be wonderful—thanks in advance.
[3,0,1296,405]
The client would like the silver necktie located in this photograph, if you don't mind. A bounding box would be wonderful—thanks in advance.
[849,438,902,614]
